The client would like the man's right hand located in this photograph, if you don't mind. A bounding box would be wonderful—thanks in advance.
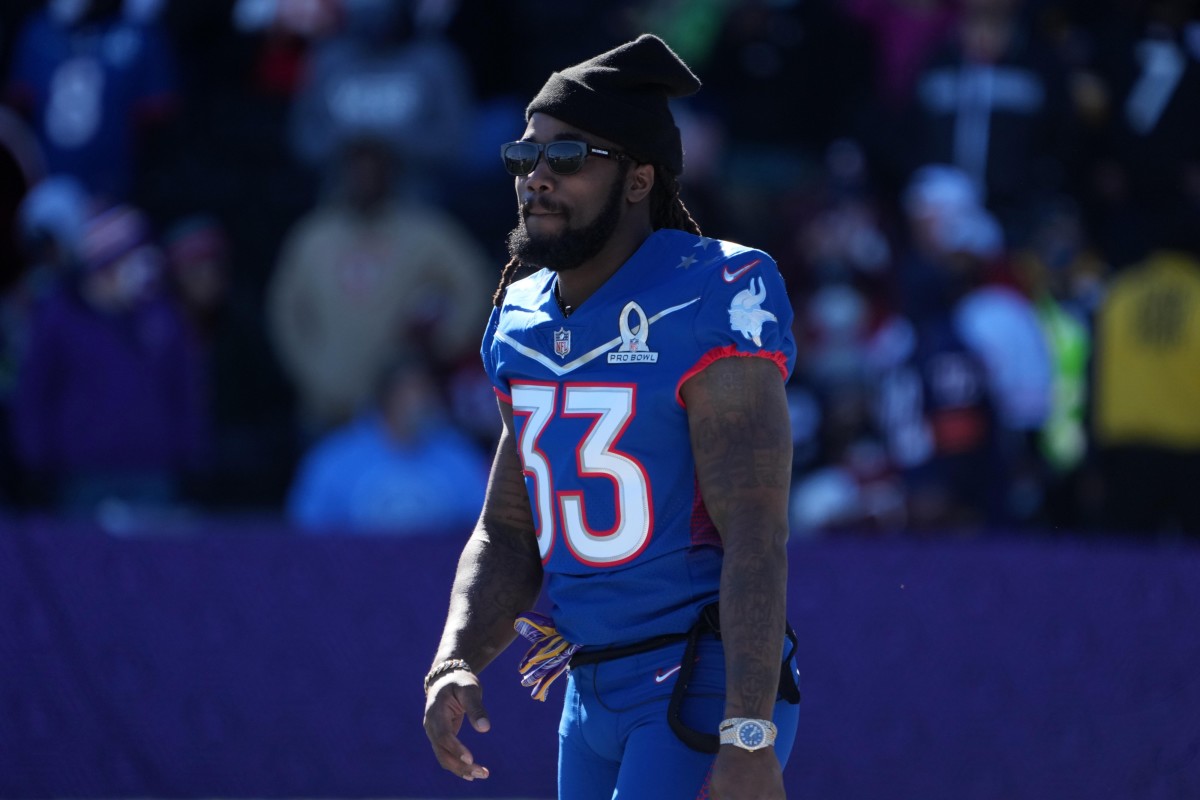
[423,672,492,781]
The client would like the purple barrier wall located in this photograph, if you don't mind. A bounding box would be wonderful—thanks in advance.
[2,518,1198,799]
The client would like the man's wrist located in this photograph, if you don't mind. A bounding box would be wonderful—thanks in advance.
[718,717,778,751]
[423,658,473,695]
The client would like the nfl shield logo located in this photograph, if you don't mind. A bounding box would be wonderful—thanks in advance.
[553,327,571,358]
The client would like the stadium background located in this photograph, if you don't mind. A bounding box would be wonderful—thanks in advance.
[2,0,1199,797]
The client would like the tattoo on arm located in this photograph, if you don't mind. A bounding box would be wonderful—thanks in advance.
[684,356,792,718]
[690,358,791,492]
[433,404,543,672]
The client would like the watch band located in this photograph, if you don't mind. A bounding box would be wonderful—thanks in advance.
[718,717,778,751]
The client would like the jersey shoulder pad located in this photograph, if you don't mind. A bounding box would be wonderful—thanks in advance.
[500,268,553,311]
[692,243,795,362]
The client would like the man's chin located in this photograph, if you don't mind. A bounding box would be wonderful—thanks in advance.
[518,251,584,273]
[507,199,615,272]
[522,228,561,250]
[510,229,569,271]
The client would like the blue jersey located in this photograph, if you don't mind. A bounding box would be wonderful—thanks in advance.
[483,229,796,647]
[7,11,178,200]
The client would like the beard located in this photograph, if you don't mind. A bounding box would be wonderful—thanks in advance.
[506,173,626,272]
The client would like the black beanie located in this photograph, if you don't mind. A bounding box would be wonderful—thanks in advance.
[526,34,701,176]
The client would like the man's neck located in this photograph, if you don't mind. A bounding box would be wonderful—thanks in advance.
[555,221,654,311]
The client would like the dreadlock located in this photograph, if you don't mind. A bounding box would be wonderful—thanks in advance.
[649,167,702,239]
[491,166,703,307]
[492,255,524,309]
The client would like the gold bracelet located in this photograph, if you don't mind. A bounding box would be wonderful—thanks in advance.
[423,658,472,695]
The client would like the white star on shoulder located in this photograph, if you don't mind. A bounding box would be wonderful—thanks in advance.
[693,236,718,250]
[676,254,698,269]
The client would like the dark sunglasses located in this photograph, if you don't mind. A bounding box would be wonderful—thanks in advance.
[500,140,627,176]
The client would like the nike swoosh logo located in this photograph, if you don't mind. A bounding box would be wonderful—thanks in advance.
[655,664,683,683]
[722,258,761,283]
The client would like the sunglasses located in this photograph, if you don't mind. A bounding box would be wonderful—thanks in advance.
[500,140,627,176]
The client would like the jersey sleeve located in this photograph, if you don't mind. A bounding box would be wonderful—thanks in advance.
[480,305,510,402]
[687,250,797,387]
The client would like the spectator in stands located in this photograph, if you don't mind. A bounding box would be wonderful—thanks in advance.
[870,164,1051,528]
[1092,210,1200,536]
[1078,0,1200,267]
[2,175,92,412]
[163,214,230,338]
[900,0,1078,237]
[3,0,179,204]
[1,174,89,509]
[9,203,207,515]
[267,133,492,434]
[1010,195,1107,528]
[10,175,90,294]
[287,0,474,203]
[904,165,1052,435]
[286,351,489,533]
[159,213,297,509]
[785,140,908,534]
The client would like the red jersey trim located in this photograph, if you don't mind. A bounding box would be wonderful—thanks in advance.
[675,346,790,406]
[495,387,512,404]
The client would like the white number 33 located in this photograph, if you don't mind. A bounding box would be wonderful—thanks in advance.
[511,382,653,567]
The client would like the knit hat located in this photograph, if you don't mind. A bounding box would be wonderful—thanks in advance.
[81,205,153,272]
[526,34,701,175]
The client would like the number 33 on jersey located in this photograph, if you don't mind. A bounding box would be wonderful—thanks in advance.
[483,229,796,645]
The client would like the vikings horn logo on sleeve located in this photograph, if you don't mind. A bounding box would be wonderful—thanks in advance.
[728,277,778,347]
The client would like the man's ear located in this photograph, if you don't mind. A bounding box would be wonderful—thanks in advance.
[626,163,655,203]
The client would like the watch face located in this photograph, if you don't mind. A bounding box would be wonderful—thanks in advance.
[738,721,766,748]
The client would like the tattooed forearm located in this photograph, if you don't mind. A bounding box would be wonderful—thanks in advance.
[683,355,792,719]
[432,414,543,672]
[437,522,543,671]
[720,526,789,715]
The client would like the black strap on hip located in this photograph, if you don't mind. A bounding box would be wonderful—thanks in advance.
[565,603,801,755]
[668,603,801,754]
[569,631,690,668]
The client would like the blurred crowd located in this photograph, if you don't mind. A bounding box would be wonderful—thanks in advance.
[0,0,1197,538]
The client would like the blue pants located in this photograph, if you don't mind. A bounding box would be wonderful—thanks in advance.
[558,636,799,800]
